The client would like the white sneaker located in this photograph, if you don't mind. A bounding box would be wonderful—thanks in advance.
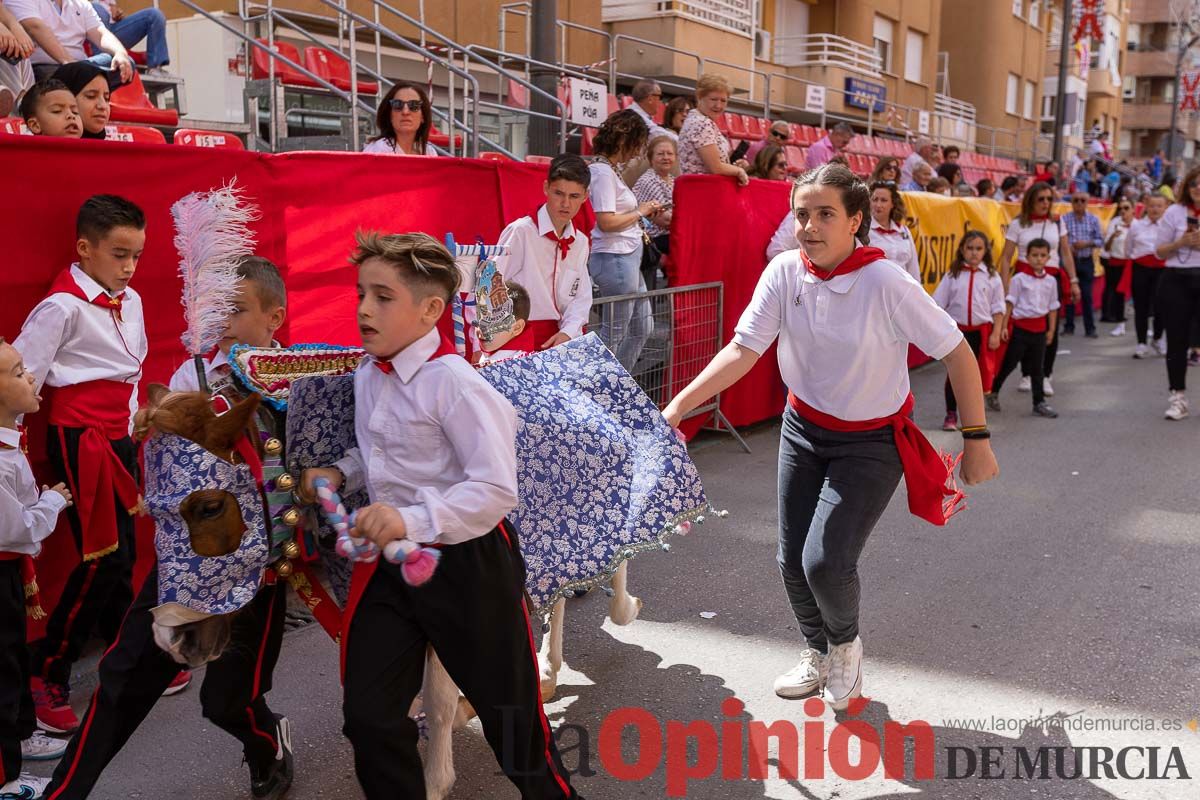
[145,67,172,78]
[1154,336,1168,356]
[1042,377,1054,397]
[21,730,67,760]
[1,773,49,799]
[1018,375,1032,393]
[1165,391,1189,421]
[825,636,863,711]
[1134,343,1149,359]
[773,648,829,699]
[1110,322,1125,337]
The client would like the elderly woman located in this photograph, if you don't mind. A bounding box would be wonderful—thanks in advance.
[677,73,749,186]
[633,134,677,260]
[364,82,437,156]
[901,162,934,192]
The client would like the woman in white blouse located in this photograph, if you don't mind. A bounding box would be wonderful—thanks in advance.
[1153,165,1200,420]
[868,181,921,283]
[588,109,662,370]
[664,163,997,711]
[1100,199,1135,335]
[363,83,437,157]
[676,73,748,185]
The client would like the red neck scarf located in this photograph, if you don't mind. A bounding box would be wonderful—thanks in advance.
[372,334,456,376]
[49,268,125,320]
[543,229,575,261]
[800,246,887,281]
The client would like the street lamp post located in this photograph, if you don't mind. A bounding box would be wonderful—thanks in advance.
[1051,0,1073,168]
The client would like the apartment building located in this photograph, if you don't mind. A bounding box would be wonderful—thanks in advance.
[1122,0,1199,164]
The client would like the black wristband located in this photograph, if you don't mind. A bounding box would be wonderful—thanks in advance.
[960,428,991,440]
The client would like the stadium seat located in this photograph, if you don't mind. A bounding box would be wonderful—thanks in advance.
[848,134,866,153]
[251,39,321,88]
[174,129,245,149]
[800,125,820,145]
[784,145,806,174]
[104,124,167,144]
[0,118,29,135]
[428,126,463,150]
[505,78,529,109]
[525,155,552,164]
[620,95,634,109]
[652,104,664,124]
[787,123,804,146]
[745,117,765,140]
[109,72,178,126]
[727,113,748,139]
[581,127,596,155]
[606,94,620,116]
[303,47,379,95]
[480,151,510,162]
[715,113,731,135]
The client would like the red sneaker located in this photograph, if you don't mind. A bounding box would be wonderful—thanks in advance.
[163,670,192,696]
[31,677,79,734]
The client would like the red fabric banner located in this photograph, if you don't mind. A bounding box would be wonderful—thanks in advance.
[0,137,586,637]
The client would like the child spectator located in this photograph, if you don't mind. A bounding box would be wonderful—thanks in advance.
[934,230,1005,430]
[496,153,592,351]
[0,339,72,800]
[18,78,81,137]
[14,195,147,734]
[987,238,1060,418]
[1128,193,1169,359]
[45,256,295,800]
[301,232,579,800]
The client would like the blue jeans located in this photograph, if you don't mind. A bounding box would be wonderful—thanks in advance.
[777,409,903,652]
[93,3,169,67]
[32,53,123,88]
[589,243,651,371]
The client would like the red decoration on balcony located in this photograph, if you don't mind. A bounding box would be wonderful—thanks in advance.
[1181,72,1200,112]
[1072,0,1103,43]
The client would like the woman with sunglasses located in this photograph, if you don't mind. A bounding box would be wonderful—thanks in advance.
[1100,199,1136,334]
[869,156,900,185]
[999,182,1081,398]
[364,83,436,156]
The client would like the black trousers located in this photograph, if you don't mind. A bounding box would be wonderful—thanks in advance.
[1132,265,1165,345]
[45,564,286,799]
[0,560,33,785]
[1100,258,1127,322]
[994,327,1048,406]
[945,329,983,412]
[342,524,579,800]
[30,427,137,687]
[1019,316,1058,377]
[1159,267,1200,391]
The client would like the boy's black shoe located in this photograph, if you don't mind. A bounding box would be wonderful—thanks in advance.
[1033,402,1058,418]
[250,716,294,799]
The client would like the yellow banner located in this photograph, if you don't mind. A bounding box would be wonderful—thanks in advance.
[902,193,1117,293]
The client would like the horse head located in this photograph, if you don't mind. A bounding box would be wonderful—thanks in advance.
[137,383,270,667]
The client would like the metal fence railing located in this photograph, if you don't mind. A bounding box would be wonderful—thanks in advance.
[590,282,750,452]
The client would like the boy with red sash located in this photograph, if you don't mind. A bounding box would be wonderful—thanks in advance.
[986,238,1060,418]
[496,153,592,354]
[0,338,73,800]
[301,232,580,800]
[14,196,147,736]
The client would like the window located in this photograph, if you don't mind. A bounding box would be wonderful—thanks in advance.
[873,15,894,73]
[1118,129,1131,152]
[1023,80,1035,119]
[1029,0,1040,25]
[1006,73,1019,115]
[904,30,925,83]
[1012,0,1024,17]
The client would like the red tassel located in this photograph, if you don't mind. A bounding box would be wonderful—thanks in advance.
[21,556,45,620]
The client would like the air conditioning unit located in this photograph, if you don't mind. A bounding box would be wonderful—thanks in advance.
[755,30,771,61]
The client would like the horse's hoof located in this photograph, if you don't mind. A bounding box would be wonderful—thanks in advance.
[608,594,643,626]
[452,695,476,729]
[539,661,559,700]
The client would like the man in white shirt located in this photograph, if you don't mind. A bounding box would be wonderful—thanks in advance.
[900,136,939,186]
[6,0,132,86]
[628,78,672,141]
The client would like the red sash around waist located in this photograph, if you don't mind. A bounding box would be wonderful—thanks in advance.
[786,392,964,526]
[1012,317,1048,334]
[958,323,997,392]
[501,319,563,355]
[1133,255,1166,268]
[46,380,140,560]
[1109,258,1134,296]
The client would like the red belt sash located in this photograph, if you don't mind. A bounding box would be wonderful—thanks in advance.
[958,323,996,392]
[1133,255,1166,268]
[47,380,140,560]
[1012,317,1049,334]
[499,319,561,355]
[787,392,964,526]
[1108,257,1133,297]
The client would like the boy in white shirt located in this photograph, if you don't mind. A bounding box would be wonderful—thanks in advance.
[0,339,72,800]
[496,153,592,352]
[987,239,1060,418]
[301,232,579,800]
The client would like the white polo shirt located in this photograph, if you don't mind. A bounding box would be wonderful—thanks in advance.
[496,205,592,338]
[1005,217,1065,268]
[5,0,103,64]
[1127,217,1168,262]
[1006,272,1061,320]
[1161,204,1200,268]
[732,247,963,421]
[932,268,1006,327]
[766,210,798,262]
[869,223,921,283]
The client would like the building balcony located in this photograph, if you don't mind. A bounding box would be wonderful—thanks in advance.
[1087,69,1120,97]
[1123,101,1191,132]
[1130,0,1174,24]
[602,0,753,37]
[772,34,883,78]
[1125,48,1179,78]
[935,92,976,123]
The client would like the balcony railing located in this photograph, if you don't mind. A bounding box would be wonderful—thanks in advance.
[601,0,753,37]
[935,92,976,123]
[772,34,883,77]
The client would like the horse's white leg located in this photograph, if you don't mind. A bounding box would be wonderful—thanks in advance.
[537,597,566,699]
[422,649,459,800]
[607,560,642,625]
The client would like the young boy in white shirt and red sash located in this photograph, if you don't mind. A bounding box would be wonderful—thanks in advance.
[302,232,580,800]
[14,195,147,735]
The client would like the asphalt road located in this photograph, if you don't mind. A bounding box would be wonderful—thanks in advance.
[29,327,1200,799]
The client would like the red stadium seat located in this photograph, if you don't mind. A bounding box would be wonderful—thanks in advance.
[652,103,664,124]
[606,94,620,116]
[109,72,178,126]
[847,134,866,153]
[480,152,510,162]
[784,145,806,174]
[525,155,552,164]
[745,117,766,140]
[715,112,731,135]
[428,126,463,150]
[620,95,634,109]
[505,78,529,109]
[173,129,245,149]
[800,125,820,145]
[0,117,29,135]
[303,47,379,95]
[251,39,321,88]
[727,113,748,139]
[104,124,167,144]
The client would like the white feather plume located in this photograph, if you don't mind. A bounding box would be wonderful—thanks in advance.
[171,181,259,355]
